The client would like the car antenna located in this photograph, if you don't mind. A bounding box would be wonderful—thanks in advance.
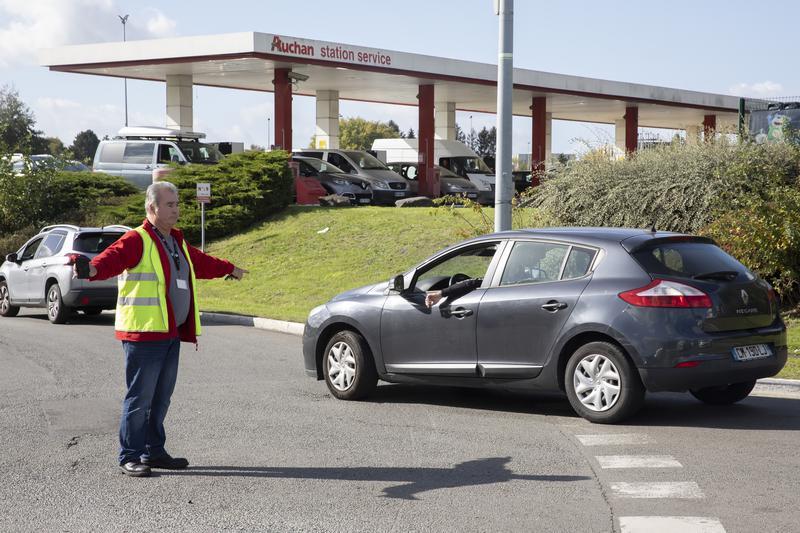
[649,221,657,233]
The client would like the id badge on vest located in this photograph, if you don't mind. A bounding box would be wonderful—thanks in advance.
[177,279,188,290]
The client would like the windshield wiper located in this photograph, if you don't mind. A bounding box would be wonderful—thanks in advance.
[693,270,739,281]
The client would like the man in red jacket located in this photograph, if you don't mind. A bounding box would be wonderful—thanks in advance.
[77,181,248,477]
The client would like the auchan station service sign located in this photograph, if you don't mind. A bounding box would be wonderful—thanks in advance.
[267,34,394,67]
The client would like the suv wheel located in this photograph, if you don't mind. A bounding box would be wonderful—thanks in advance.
[565,341,645,424]
[323,330,377,400]
[0,281,20,317]
[690,380,756,405]
[47,283,69,324]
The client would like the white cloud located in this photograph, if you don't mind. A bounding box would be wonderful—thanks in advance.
[0,0,177,68]
[729,81,784,98]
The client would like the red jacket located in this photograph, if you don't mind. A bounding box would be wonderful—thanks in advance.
[90,219,234,343]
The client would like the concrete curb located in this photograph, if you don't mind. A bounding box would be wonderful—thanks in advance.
[200,312,304,336]
[199,311,799,391]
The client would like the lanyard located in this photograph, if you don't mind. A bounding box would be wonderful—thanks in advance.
[153,228,180,272]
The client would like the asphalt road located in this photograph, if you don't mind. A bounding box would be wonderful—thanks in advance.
[0,310,798,532]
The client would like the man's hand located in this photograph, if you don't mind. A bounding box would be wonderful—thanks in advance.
[425,290,443,308]
[72,261,97,279]
[228,266,249,281]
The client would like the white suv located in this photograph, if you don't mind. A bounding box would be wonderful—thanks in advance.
[0,224,130,323]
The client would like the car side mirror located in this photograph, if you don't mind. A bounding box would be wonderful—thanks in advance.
[5,252,18,263]
[388,274,405,293]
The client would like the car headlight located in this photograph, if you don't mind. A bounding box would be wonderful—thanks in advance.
[331,178,350,185]
[372,181,390,189]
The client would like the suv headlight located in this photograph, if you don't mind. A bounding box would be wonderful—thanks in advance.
[372,181,390,189]
[331,178,351,185]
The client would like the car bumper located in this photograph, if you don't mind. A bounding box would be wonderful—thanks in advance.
[373,189,412,205]
[302,322,320,379]
[62,287,118,308]
[477,190,494,205]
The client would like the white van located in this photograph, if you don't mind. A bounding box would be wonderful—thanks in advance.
[371,138,495,204]
[93,127,223,189]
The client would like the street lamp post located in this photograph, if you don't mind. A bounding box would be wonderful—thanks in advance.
[118,14,129,127]
[267,116,271,150]
[494,0,513,232]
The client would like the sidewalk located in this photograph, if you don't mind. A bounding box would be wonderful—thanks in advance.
[200,311,800,393]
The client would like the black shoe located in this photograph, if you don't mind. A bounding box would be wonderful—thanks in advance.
[142,454,189,470]
[119,461,151,477]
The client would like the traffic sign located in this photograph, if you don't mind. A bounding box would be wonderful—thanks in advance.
[197,182,211,204]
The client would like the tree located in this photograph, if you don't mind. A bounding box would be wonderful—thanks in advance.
[455,123,466,144]
[339,117,402,150]
[0,85,41,153]
[44,137,65,156]
[406,128,415,139]
[70,129,100,163]
[475,126,497,158]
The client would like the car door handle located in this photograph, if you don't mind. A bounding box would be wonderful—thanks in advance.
[541,301,568,312]
[449,307,474,318]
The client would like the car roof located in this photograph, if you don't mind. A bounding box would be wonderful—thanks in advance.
[465,227,685,248]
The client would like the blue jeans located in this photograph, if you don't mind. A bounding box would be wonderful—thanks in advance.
[119,337,181,464]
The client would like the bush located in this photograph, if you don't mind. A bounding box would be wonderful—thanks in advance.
[701,187,800,305]
[530,140,800,233]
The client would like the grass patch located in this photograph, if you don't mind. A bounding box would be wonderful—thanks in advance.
[778,318,800,380]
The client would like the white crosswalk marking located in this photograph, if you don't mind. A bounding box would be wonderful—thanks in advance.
[596,455,682,469]
[575,433,652,446]
[619,516,725,532]
[611,481,704,499]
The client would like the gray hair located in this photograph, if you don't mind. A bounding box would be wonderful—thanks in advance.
[145,181,179,213]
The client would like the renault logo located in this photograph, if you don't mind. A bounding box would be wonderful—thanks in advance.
[740,289,749,305]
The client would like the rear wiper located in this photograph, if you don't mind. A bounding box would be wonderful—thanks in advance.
[693,271,738,281]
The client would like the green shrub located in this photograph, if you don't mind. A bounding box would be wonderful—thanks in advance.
[153,150,292,243]
[701,187,800,305]
[530,140,800,233]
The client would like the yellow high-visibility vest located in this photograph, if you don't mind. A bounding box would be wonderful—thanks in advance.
[115,226,201,336]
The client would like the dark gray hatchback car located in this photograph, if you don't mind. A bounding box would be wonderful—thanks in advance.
[302,228,787,423]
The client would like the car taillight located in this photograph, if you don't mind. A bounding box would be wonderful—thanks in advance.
[767,287,779,306]
[65,253,88,265]
[619,279,712,308]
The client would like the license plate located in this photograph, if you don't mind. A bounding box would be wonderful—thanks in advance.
[467,193,477,198]
[358,198,370,204]
[732,344,772,361]
[394,192,405,197]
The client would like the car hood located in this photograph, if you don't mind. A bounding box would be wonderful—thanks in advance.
[322,172,371,186]
[358,169,406,183]
[329,281,386,302]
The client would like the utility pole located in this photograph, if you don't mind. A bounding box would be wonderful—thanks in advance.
[494,0,513,232]
[118,14,129,127]
[267,116,271,150]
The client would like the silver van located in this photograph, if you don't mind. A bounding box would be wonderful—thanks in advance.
[93,127,223,188]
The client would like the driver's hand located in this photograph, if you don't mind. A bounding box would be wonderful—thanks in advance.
[425,290,443,308]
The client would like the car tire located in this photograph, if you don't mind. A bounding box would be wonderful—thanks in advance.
[46,283,69,324]
[81,306,103,316]
[564,341,645,424]
[690,380,756,405]
[0,281,20,317]
[323,330,377,400]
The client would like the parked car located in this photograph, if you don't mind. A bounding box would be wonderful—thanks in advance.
[302,228,787,423]
[386,162,480,201]
[93,126,223,189]
[10,154,90,175]
[294,149,412,205]
[0,224,130,323]
[291,156,372,205]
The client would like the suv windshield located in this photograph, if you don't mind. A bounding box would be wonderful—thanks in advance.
[631,242,752,280]
[176,141,223,164]
[74,232,125,254]
[344,151,388,170]
[441,156,493,175]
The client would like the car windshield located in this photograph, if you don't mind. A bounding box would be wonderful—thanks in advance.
[73,232,124,254]
[344,151,389,170]
[297,157,345,174]
[176,141,223,164]
[63,161,89,171]
[443,156,493,175]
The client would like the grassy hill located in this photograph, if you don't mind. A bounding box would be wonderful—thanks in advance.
[197,205,799,379]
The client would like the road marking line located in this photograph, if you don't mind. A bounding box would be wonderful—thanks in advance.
[597,455,682,469]
[610,481,704,499]
[575,433,652,446]
[619,516,725,532]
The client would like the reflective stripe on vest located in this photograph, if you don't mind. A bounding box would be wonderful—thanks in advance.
[114,226,201,336]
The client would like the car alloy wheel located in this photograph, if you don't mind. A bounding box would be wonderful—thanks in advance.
[327,341,357,392]
[573,353,621,412]
[47,284,68,324]
[0,282,20,317]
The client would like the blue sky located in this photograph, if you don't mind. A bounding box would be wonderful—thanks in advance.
[2,0,798,154]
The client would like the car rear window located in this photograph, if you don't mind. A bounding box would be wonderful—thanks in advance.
[631,242,750,279]
[74,232,124,254]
